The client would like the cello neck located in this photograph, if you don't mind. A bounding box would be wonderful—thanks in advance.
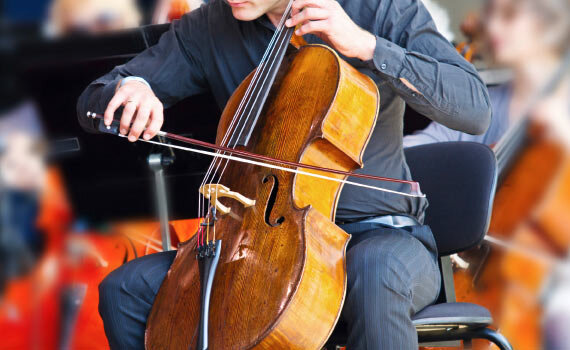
[229,3,295,147]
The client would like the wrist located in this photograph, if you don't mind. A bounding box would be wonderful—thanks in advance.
[356,30,376,61]
[120,76,152,90]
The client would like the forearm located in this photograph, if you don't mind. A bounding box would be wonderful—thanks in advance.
[76,12,207,134]
[366,35,491,135]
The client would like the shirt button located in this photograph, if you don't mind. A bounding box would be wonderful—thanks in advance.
[412,92,417,97]
[381,63,387,70]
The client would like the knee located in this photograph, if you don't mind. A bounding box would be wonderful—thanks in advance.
[98,269,124,315]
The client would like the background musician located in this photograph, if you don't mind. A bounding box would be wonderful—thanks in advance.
[152,0,204,23]
[46,0,142,36]
[0,103,47,293]
[77,0,491,348]
[404,0,570,149]
[404,0,570,348]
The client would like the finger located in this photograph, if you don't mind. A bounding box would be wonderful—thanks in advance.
[290,0,330,19]
[286,7,328,27]
[128,102,152,142]
[119,100,139,135]
[143,103,164,140]
[291,0,327,12]
[104,92,128,126]
[295,20,328,36]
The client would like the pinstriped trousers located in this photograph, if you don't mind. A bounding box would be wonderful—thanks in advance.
[98,223,440,349]
[339,222,440,350]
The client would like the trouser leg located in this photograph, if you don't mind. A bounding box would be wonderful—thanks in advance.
[341,224,440,350]
[98,250,177,349]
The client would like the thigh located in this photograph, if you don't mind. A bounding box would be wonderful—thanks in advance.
[345,226,440,313]
[341,227,440,349]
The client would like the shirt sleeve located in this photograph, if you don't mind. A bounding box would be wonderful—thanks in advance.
[77,9,209,133]
[403,121,464,148]
[366,0,491,135]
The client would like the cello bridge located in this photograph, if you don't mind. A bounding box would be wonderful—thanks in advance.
[199,184,256,215]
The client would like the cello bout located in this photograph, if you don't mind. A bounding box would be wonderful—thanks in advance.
[146,45,379,349]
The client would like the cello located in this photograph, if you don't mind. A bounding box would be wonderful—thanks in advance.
[86,2,427,347]
[144,3,380,348]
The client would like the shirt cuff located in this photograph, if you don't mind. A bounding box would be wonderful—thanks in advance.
[366,36,406,79]
[100,81,120,111]
[120,76,152,89]
[93,80,122,129]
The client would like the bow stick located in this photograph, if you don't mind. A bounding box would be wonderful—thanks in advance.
[87,112,425,198]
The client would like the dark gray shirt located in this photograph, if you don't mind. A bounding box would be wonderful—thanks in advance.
[77,0,491,224]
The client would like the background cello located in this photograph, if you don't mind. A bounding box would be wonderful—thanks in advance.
[452,66,570,348]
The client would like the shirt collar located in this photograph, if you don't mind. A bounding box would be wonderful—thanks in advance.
[255,14,276,31]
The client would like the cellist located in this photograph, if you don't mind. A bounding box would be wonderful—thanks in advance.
[77,0,491,348]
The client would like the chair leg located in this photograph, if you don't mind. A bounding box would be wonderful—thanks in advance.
[470,327,513,350]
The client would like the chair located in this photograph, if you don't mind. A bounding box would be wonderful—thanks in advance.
[406,142,511,349]
[325,142,513,350]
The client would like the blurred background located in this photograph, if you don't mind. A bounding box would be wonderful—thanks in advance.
[0,0,568,349]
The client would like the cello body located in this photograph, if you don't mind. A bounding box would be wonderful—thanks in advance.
[145,45,379,349]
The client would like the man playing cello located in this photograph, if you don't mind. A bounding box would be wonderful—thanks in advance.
[78,0,491,348]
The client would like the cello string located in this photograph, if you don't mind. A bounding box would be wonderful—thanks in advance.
[200,20,287,179]
[198,32,285,225]
[127,135,425,198]
[198,5,292,223]
[207,2,293,192]
[201,1,291,173]
[212,1,294,189]
[199,26,286,212]
[204,25,290,202]
[218,0,294,152]
[198,2,293,243]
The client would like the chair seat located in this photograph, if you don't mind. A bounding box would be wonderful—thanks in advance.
[413,302,493,329]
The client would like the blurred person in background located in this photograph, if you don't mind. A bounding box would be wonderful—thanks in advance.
[0,102,47,294]
[404,0,570,348]
[405,0,570,149]
[152,0,204,23]
[455,11,487,63]
[46,0,142,36]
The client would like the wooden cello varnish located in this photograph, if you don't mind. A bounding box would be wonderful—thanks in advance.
[145,44,379,349]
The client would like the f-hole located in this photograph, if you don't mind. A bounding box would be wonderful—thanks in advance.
[262,174,285,227]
